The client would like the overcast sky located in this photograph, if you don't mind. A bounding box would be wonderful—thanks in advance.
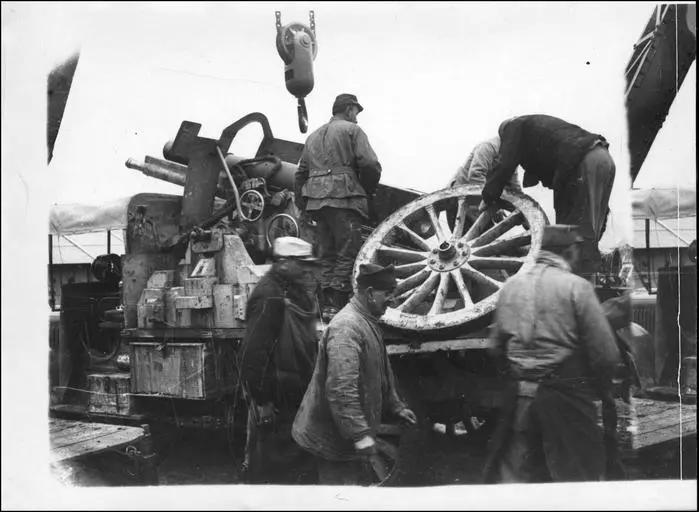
[30,1,696,251]
[1,3,697,507]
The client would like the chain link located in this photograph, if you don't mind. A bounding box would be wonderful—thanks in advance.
[309,10,316,37]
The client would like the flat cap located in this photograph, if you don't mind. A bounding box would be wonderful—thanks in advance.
[332,93,364,114]
[356,263,396,291]
[541,224,584,250]
[273,236,317,261]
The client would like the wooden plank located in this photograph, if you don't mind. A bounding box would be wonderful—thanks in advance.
[633,416,696,449]
[50,420,145,463]
[602,398,697,451]
[49,419,90,435]
[386,337,493,355]
[50,404,147,423]
[51,421,119,448]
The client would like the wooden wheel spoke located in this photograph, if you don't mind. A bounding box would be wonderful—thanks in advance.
[377,244,428,262]
[395,222,431,251]
[395,268,431,296]
[471,210,523,247]
[397,272,439,313]
[462,211,491,242]
[450,269,473,307]
[428,273,451,315]
[461,265,503,291]
[394,261,429,278]
[425,204,447,243]
[471,234,531,257]
[452,198,468,238]
[469,256,526,272]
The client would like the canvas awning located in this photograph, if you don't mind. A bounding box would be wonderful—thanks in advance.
[631,187,696,220]
[49,197,130,236]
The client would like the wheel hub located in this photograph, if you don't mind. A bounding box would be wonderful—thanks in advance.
[428,240,470,272]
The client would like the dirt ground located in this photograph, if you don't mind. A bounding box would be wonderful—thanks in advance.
[50,424,696,488]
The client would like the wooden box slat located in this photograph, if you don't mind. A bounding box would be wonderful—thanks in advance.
[129,341,236,400]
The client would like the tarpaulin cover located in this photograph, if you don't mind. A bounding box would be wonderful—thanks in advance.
[49,197,130,235]
[631,187,696,220]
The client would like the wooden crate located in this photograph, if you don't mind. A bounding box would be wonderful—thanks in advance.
[87,373,133,415]
[129,341,237,400]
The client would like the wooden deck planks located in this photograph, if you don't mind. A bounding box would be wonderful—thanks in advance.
[49,418,145,463]
[613,398,697,451]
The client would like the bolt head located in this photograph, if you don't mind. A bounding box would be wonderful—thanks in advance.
[429,259,436,265]
[457,242,463,248]
[438,264,445,270]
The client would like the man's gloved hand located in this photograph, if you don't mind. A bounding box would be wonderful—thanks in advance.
[397,408,417,425]
[478,199,501,222]
[255,402,276,427]
[354,435,378,457]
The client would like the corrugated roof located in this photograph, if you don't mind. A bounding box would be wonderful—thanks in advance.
[632,216,696,248]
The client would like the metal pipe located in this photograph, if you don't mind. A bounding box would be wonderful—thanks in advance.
[61,234,96,260]
[126,158,229,199]
[49,234,56,311]
[655,218,691,245]
[215,146,246,221]
[645,219,652,292]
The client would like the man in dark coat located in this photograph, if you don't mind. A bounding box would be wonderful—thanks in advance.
[294,93,382,320]
[239,236,319,484]
[292,263,417,485]
[483,225,621,483]
[479,115,616,277]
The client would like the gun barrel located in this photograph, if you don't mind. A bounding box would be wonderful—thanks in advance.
[125,157,229,199]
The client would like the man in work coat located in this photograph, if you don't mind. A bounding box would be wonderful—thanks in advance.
[449,136,522,192]
[483,225,621,483]
[239,236,319,484]
[294,93,382,321]
[292,263,417,485]
[479,115,616,277]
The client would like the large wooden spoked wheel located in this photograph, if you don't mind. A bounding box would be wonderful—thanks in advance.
[353,185,549,332]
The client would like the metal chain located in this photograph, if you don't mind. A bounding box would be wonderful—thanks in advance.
[309,10,316,37]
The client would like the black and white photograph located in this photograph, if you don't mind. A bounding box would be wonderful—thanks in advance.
[2,1,697,509]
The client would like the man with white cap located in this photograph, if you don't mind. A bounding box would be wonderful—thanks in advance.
[239,236,319,484]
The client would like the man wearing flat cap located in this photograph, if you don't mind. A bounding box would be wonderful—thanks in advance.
[240,237,319,484]
[483,225,621,483]
[292,263,417,485]
[295,93,382,321]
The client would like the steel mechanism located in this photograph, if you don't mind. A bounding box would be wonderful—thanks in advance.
[353,185,549,333]
[276,10,318,133]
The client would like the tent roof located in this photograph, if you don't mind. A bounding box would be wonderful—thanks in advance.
[631,187,696,220]
[49,196,130,235]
